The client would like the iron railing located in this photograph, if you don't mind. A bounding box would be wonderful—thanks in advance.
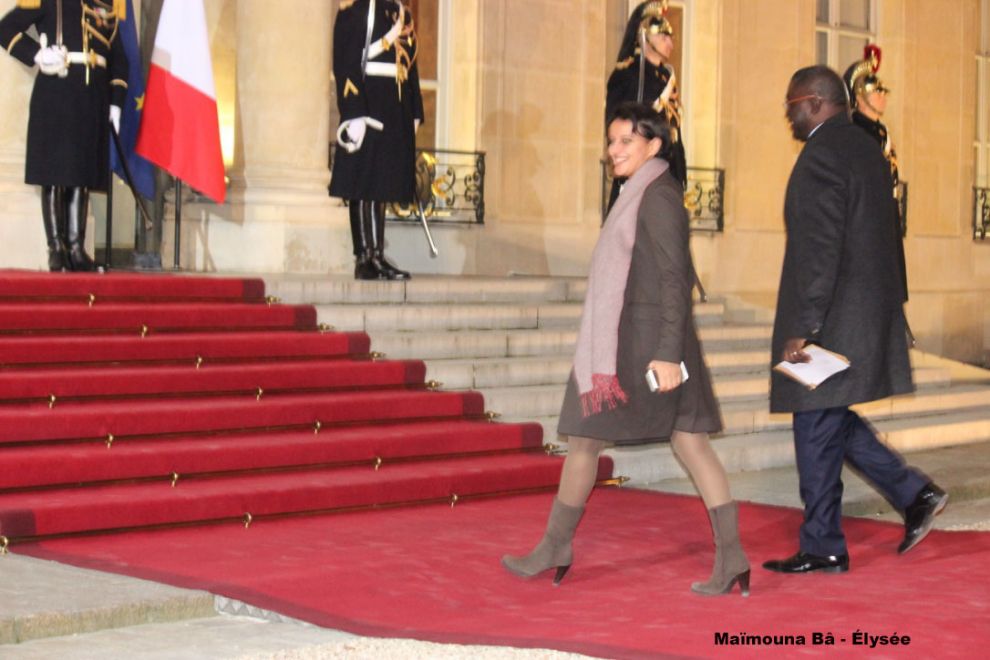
[329,146,486,224]
[600,162,725,231]
[975,187,990,240]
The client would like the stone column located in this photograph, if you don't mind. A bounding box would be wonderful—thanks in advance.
[172,0,350,273]
[0,0,48,270]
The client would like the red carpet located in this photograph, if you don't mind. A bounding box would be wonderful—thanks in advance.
[1,270,603,542]
[16,489,989,659]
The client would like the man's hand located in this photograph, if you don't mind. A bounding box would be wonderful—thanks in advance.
[109,105,121,134]
[34,34,68,77]
[782,338,811,363]
[648,360,683,393]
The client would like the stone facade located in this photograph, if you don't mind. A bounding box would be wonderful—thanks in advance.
[0,0,987,363]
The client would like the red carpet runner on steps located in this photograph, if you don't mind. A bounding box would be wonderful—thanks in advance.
[0,270,607,541]
[5,271,987,658]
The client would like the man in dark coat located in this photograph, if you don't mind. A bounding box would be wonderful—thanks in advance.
[0,0,128,271]
[329,0,423,280]
[762,66,946,575]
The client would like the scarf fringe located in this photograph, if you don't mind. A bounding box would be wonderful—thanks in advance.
[580,374,629,417]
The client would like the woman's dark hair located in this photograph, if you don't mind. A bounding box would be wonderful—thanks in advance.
[607,101,674,161]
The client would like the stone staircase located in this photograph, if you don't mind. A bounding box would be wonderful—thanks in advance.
[265,275,990,485]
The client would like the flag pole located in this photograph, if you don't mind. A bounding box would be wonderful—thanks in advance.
[173,177,182,270]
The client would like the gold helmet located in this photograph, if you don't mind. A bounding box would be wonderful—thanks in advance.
[640,0,673,38]
[845,44,889,99]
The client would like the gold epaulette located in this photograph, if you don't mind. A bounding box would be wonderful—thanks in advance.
[615,56,635,71]
[16,0,42,9]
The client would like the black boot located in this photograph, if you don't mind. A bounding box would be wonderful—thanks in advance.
[350,201,382,280]
[65,187,96,272]
[40,186,68,272]
[369,201,410,280]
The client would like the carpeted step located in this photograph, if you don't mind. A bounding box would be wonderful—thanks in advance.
[0,271,265,303]
[0,390,486,445]
[0,359,427,401]
[0,330,370,367]
[0,303,317,335]
[0,452,612,538]
[0,419,545,490]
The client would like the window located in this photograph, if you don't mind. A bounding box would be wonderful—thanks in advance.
[815,0,875,71]
[977,0,990,188]
[409,0,441,149]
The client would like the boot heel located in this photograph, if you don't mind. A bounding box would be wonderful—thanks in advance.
[552,564,571,586]
[735,569,751,597]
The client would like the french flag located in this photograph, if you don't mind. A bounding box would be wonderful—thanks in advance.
[136,0,226,204]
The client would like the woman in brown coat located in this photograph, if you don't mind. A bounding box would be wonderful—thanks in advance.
[501,103,749,596]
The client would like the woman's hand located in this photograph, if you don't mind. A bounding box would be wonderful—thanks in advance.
[648,360,682,393]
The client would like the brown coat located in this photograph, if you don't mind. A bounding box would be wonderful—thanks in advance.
[557,170,721,444]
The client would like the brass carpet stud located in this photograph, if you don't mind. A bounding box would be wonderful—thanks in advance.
[264,295,280,306]
[87,293,96,307]
[255,387,264,401]
[426,380,442,390]
[543,442,560,455]
[600,476,630,487]
[450,493,459,508]
[243,512,253,528]
[170,472,180,487]
[48,394,57,409]
[370,351,386,361]
[373,456,383,471]
[140,324,149,338]
[195,356,204,369]
[0,536,8,555]
[317,322,336,333]
[313,420,322,434]
[485,411,501,421]
[105,433,114,449]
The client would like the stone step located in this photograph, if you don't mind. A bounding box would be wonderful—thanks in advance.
[263,274,587,305]
[512,382,990,443]
[367,324,771,361]
[315,301,726,333]
[476,367,952,420]
[0,554,215,645]
[607,408,990,485]
[426,356,572,390]
[639,441,990,529]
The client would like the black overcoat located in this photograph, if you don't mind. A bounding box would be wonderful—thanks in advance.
[329,0,424,204]
[557,170,722,443]
[770,112,913,413]
[0,0,128,191]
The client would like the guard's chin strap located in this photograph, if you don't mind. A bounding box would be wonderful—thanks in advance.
[859,96,884,120]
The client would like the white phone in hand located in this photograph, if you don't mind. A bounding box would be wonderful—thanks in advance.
[645,362,690,392]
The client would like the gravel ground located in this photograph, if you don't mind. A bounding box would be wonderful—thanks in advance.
[239,638,593,660]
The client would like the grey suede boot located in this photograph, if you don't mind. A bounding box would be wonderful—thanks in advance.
[501,497,583,586]
[691,500,751,597]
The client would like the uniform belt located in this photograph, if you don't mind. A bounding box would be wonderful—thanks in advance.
[66,51,107,68]
[364,61,398,78]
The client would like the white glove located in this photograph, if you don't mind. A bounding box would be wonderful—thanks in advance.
[109,105,121,134]
[414,118,421,133]
[34,34,68,77]
[346,118,367,147]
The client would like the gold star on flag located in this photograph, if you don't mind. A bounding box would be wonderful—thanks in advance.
[135,94,144,111]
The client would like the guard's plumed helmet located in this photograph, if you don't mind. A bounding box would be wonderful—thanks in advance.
[844,44,889,100]
[640,0,674,38]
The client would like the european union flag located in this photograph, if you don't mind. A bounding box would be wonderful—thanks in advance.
[110,0,156,200]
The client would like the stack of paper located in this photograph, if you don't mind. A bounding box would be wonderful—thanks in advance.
[773,345,850,390]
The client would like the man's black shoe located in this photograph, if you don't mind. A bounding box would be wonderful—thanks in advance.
[762,551,849,574]
[899,483,948,555]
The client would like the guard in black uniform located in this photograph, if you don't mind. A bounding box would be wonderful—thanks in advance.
[0,0,128,271]
[330,0,424,280]
[844,45,909,306]
[606,0,686,200]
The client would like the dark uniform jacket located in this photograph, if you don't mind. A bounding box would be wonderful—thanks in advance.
[557,170,721,443]
[606,58,687,187]
[329,0,424,204]
[852,109,908,302]
[0,0,127,191]
[770,112,913,413]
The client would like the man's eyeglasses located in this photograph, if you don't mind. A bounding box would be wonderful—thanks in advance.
[783,94,820,108]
